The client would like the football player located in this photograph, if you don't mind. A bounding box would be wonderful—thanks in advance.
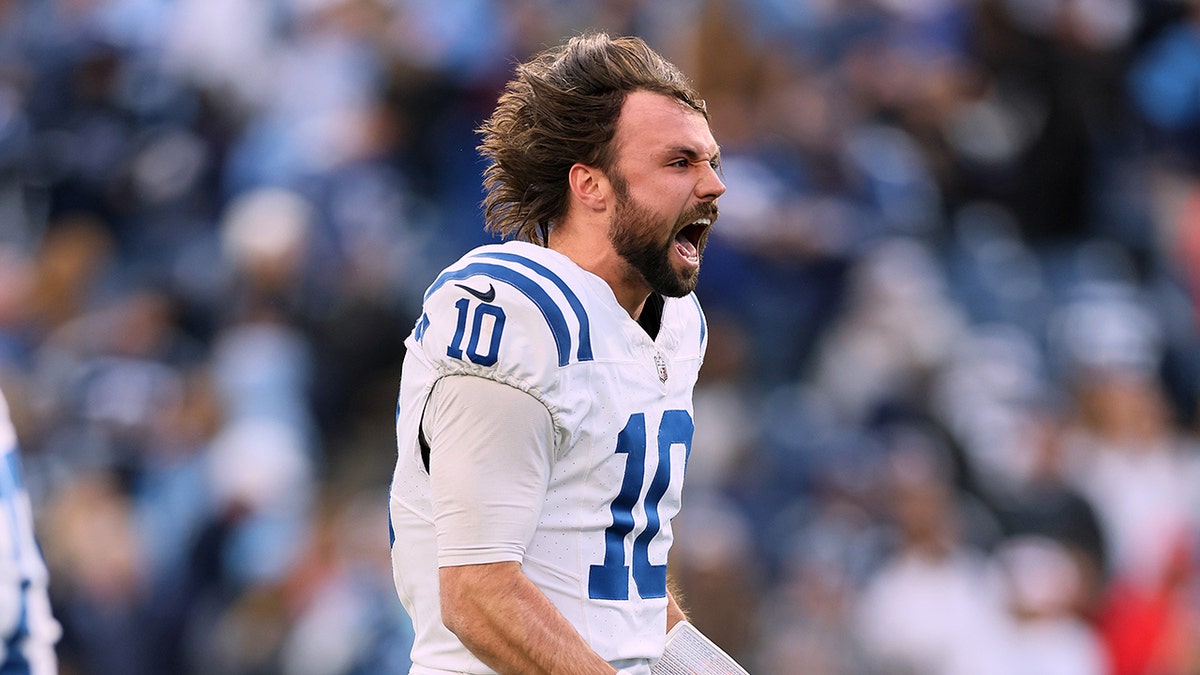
[390,33,726,674]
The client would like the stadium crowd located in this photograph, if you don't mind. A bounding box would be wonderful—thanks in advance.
[0,0,1199,673]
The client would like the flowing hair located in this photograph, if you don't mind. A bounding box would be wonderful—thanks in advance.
[477,33,708,244]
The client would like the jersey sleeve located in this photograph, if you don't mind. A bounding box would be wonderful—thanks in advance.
[423,376,554,567]
[410,251,594,417]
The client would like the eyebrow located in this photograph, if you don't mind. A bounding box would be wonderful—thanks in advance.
[666,145,722,164]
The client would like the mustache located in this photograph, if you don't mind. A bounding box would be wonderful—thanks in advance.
[679,202,719,226]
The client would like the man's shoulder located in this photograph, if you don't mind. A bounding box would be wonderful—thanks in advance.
[415,241,596,373]
[428,241,589,297]
[447,241,587,285]
[661,292,708,357]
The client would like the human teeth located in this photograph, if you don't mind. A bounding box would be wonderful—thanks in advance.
[691,218,711,226]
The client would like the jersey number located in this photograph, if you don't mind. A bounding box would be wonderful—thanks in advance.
[588,410,693,601]
[447,298,506,366]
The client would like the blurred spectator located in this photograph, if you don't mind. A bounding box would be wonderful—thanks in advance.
[1050,283,1199,585]
[809,237,967,426]
[855,435,1014,675]
[42,471,149,674]
[1128,3,1200,170]
[753,496,880,675]
[995,535,1110,675]
[277,488,414,675]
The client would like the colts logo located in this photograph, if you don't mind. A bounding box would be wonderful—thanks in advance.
[654,352,669,383]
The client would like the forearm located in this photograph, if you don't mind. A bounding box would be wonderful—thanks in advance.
[440,562,618,675]
[666,588,688,631]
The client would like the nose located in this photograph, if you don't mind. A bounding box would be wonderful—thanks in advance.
[698,164,726,201]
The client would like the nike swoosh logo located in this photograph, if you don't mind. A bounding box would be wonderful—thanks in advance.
[455,282,496,303]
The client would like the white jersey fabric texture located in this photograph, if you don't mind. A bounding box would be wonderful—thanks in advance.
[0,390,60,675]
[424,375,555,567]
[390,241,708,674]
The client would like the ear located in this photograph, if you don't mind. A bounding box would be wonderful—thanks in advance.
[567,162,610,212]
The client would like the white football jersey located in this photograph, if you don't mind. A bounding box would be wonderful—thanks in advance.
[0,390,59,675]
[390,240,707,674]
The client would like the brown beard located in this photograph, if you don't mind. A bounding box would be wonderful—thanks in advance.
[607,172,707,298]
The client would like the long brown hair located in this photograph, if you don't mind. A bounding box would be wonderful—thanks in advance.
[478,33,708,244]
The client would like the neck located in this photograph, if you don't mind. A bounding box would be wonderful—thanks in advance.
[548,226,650,320]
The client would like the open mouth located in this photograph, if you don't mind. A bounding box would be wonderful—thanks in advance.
[674,217,712,264]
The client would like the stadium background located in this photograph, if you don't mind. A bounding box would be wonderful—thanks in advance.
[1,0,1199,673]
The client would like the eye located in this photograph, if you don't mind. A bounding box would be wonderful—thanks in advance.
[669,159,689,168]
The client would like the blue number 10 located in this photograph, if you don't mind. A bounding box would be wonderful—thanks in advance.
[447,298,506,366]
[588,410,693,601]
